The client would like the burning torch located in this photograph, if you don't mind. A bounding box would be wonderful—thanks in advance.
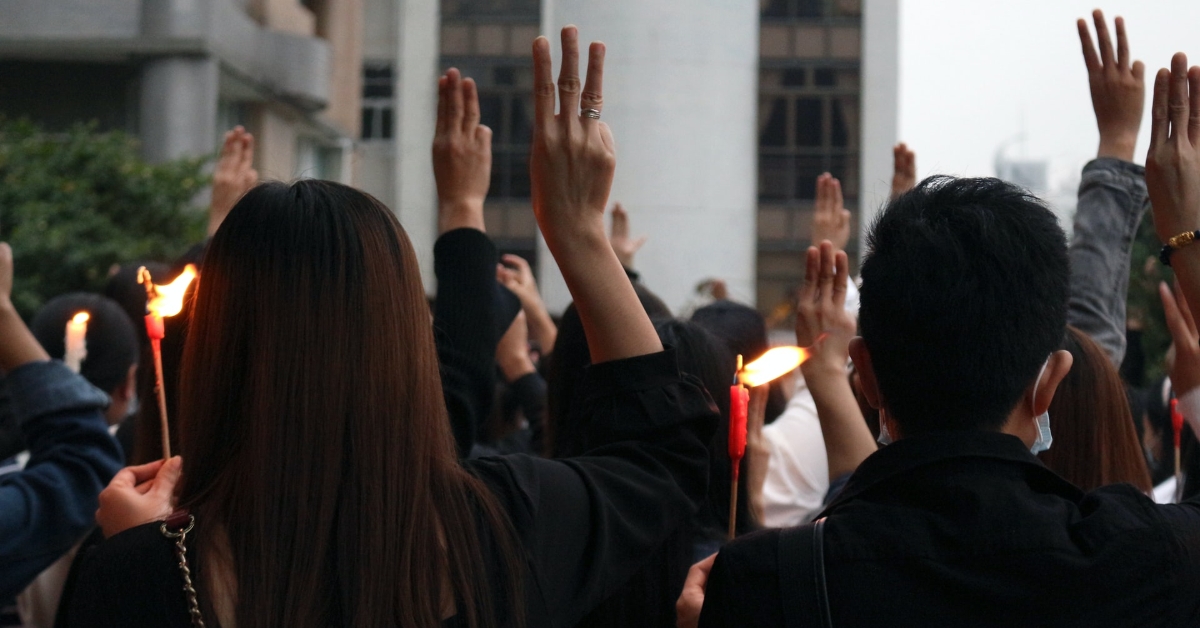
[138,265,198,460]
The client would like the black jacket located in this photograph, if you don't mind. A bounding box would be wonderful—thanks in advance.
[700,430,1200,627]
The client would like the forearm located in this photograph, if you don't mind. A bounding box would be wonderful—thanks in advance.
[1173,246,1200,336]
[802,362,876,479]
[1068,158,1148,365]
[547,232,661,363]
[525,305,558,352]
[438,199,485,235]
[434,229,501,456]
[0,303,49,373]
[0,361,121,598]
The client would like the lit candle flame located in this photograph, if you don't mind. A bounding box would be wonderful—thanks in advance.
[738,346,809,388]
[64,311,91,373]
[140,265,198,318]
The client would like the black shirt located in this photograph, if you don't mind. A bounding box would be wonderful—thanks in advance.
[700,430,1200,627]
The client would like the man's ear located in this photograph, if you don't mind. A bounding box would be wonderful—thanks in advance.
[849,337,882,410]
[1031,349,1073,416]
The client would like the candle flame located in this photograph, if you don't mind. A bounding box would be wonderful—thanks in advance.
[739,346,808,387]
[70,312,90,325]
[140,264,198,318]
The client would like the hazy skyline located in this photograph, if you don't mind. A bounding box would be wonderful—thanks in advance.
[899,0,1200,194]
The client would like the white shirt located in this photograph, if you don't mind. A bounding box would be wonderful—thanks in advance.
[760,378,829,527]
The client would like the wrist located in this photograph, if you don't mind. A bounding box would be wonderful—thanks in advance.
[498,352,536,382]
[1097,136,1137,162]
[801,351,849,381]
[437,199,486,234]
[544,225,611,270]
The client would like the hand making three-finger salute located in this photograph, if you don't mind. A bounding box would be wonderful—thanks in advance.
[1146,53,1200,307]
[529,26,661,363]
[1078,10,1145,162]
[433,67,492,234]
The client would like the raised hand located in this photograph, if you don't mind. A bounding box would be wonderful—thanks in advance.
[795,241,855,359]
[496,310,536,382]
[890,143,916,198]
[497,254,557,351]
[208,126,258,237]
[1078,10,1145,161]
[530,27,616,255]
[1146,53,1200,244]
[812,173,852,250]
[433,68,492,234]
[528,27,661,363]
[797,241,875,477]
[1161,281,1200,396]
[609,203,648,270]
[0,243,50,372]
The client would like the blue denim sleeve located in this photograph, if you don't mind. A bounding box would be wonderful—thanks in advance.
[0,360,122,599]
[1069,158,1148,366]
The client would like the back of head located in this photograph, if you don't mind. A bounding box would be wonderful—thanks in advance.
[651,319,759,536]
[690,300,770,364]
[31,292,138,394]
[859,176,1068,434]
[1041,326,1152,492]
[177,180,517,627]
[544,284,671,457]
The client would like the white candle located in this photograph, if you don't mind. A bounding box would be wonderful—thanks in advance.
[64,312,89,373]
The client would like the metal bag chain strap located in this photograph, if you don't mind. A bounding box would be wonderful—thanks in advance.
[160,511,206,628]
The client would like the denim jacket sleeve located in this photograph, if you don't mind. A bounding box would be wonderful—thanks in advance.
[0,360,122,599]
[1068,158,1148,366]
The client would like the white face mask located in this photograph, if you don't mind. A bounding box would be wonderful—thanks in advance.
[877,408,893,446]
[1030,357,1053,455]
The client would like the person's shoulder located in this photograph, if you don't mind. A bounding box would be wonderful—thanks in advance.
[65,522,190,627]
[700,529,787,628]
[715,527,783,576]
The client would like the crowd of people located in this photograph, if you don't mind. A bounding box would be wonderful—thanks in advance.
[4,9,1200,627]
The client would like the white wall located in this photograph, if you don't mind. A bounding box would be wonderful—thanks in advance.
[858,0,900,258]
[392,0,440,292]
[537,0,760,314]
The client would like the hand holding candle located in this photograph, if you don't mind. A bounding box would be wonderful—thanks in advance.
[138,265,198,460]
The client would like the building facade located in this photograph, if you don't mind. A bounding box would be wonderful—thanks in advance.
[0,0,363,184]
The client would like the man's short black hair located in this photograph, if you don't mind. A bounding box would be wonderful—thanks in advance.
[31,292,139,394]
[859,176,1068,434]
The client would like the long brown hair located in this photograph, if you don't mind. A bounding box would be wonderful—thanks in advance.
[176,180,522,627]
[1040,326,1152,493]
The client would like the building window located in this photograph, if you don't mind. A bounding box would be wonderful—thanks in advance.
[757,66,860,203]
[762,0,828,19]
[361,63,394,141]
[442,0,539,19]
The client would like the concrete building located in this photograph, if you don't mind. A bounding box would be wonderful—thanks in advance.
[0,0,363,184]
[0,0,897,317]
[358,0,896,316]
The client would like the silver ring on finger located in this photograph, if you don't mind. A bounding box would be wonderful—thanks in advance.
[581,108,602,120]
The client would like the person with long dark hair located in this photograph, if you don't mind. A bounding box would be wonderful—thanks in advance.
[1038,326,1153,493]
[61,28,716,628]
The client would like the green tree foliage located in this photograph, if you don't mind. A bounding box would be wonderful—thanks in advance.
[0,118,208,320]
[1128,209,1173,384]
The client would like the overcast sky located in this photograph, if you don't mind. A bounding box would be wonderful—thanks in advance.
[899,0,1200,200]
